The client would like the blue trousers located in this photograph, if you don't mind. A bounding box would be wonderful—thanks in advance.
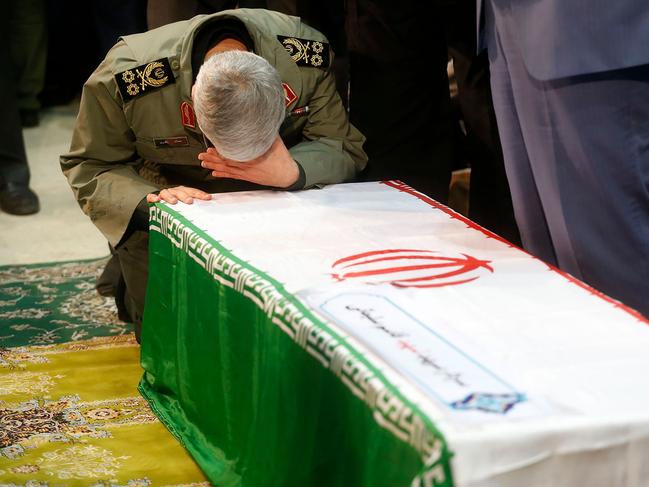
[486,3,649,316]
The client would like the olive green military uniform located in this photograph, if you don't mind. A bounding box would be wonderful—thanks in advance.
[61,9,367,333]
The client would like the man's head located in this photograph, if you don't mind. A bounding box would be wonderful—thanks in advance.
[193,51,285,162]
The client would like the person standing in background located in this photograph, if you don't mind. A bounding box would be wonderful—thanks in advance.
[147,0,237,29]
[0,2,40,215]
[482,0,649,316]
[91,0,148,57]
[441,0,520,245]
[10,0,47,128]
[345,0,456,203]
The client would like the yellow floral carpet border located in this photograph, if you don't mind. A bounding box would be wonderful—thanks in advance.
[0,260,209,486]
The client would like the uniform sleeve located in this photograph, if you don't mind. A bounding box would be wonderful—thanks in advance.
[60,41,160,247]
[289,55,368,188]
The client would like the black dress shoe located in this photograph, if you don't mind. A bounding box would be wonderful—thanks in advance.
[20,109,40,128]
[0,183,40,215]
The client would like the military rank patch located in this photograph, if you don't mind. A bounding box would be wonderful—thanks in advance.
[180,101,196,128]
[115,58,175,102]
[282,82,297,107]
[277,35,330,68]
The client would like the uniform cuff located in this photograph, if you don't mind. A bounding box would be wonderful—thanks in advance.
[283,162,306,191]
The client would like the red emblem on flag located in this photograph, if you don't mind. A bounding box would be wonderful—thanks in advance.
[282,82,297,107]
[180,101,196,128]
[331,249,493,288]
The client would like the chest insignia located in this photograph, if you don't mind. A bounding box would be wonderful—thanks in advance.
[282,82,297,107]
[277,35,330,69]
[180,101,196,128]
[115,58,175,102]
[154,136,190,148]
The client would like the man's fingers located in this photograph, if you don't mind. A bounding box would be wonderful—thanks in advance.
[159,189,178,204]
[206,147,224,158]
[198,150,227,167]
[157,187,211,205]
[200,159,220,170]
[172,188,194,204]
[211,168,247,180]
[185,187,212,200]
[207,161,245,175]
[200,159,235,171]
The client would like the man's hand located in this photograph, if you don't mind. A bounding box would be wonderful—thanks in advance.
[146,186,212,205]
[198,135,300,189]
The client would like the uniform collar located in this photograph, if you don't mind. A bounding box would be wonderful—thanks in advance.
[177,10,304,117]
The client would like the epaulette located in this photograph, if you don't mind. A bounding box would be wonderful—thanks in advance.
[277,35,330,69]
[115,58,175,102]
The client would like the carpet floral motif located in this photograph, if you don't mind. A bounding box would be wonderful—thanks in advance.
[0,348,49,370]
[35,444,130,480]
[0,394,158,454]
[0,259,209,486]
[0,371,62,397]
[0,258,130,348]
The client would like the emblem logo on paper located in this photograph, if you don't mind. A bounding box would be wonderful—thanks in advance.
[451,392,526,414]
[331,249,493,288]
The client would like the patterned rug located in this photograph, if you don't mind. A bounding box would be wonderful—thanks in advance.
[0,258,209,486]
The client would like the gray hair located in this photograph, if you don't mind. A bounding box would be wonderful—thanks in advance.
[193,50,285,161]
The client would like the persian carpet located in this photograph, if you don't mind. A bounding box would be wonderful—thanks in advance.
[0,258,209,486]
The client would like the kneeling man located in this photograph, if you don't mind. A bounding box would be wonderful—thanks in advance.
[61,9,367,338]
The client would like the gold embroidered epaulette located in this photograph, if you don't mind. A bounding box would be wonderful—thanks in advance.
[277,35,330,69]
[115,58,175,102]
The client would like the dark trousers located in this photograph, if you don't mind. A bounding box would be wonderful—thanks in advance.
[442,0,520,244]
[10,0,47,112]
[91,0,147,56]
[0,3,30,187]
[102,231,149,341]
[147,0,237,29]
[452,50,520,244]
[345,1,455,203]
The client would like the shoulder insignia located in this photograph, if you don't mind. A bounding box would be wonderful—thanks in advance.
[277,35,330,69]
[115,58,175,102]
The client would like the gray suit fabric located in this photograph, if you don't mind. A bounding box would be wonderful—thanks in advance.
[479,0,649,79]
[483,0,649,316]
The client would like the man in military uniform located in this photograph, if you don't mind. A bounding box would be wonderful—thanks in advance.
[61,8,367,338]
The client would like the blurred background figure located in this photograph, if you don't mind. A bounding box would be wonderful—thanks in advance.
[10,0,47,128]
[147,0,237,29]
[0,2,40,215]
[442,0,520,244]
[345,0,456,203]
[40,0,147,108]
[91,0,148,57]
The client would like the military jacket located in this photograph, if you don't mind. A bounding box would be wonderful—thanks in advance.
[61,9,367,246]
